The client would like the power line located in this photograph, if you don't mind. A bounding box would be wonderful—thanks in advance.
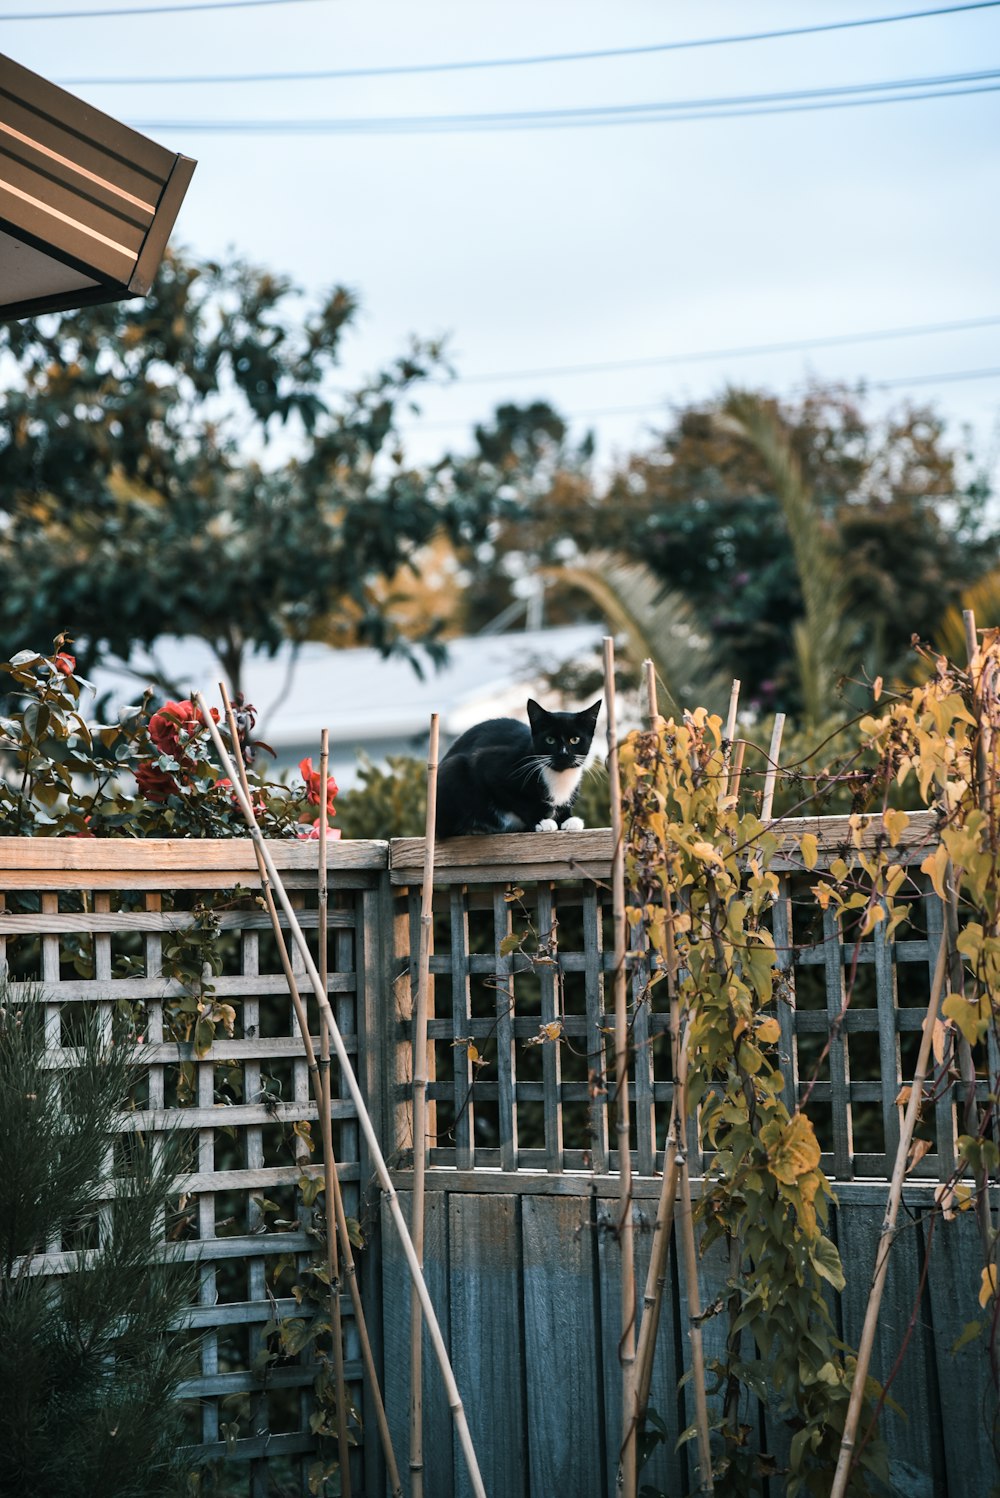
[127,68,1000,134]
[2,0,326,19]
[49,1,1000,81]
[446,315,1000,387]
[403,366,1000,435]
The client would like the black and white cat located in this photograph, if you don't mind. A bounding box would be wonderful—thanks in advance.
[435,698,602,839]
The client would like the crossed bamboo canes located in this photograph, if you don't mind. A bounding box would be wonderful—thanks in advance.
[199,690,486,1498]
[216,689,401,1497]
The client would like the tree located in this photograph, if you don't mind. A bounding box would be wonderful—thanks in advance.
[596,383,995,713]
[0,986,195,1497]
[0,250,493,694]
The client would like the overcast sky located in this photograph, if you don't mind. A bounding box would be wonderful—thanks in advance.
[8,0,1000,478]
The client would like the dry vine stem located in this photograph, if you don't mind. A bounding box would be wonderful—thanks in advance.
[409,714,439,1498]
[605,637,638,1498]
[829,932,950,1498]
[318,728,352,1498]
[205,690,425,1498]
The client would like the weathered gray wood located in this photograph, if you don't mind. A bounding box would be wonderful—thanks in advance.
[584,887,610,1175]
[536,884,564,1173]
[0,835,388,872]
[382,1189,452,1497]
[449,1193,527,1498]
[921,1208,995,1498]
[873,913,903,1174]
[494,889,518,1172]
[449,886,476,1170]
[823,905,854,1178]
[522,1193,606,1496]
[836,1202,944,1489]
[598,1195,682,1497]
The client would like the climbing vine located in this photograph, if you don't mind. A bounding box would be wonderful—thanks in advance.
[617,635,1000,1495]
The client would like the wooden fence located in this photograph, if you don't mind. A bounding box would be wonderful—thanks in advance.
[0,819,995,1497]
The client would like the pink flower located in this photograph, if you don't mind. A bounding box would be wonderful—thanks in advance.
[53,651,76,675]
[297,820,342,841]
[299,756,338,815]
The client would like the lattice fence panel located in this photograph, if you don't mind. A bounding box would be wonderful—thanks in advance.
[0,839,387,1496]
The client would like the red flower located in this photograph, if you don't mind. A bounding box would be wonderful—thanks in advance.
[53,651,76,675]
[135,762,179,802]
[149,699,219,762]
[299,756,338,815]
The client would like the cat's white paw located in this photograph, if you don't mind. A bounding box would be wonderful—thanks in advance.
[535,818,559,833]
[561,816,585,832]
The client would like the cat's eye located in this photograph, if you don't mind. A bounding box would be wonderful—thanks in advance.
[544,735,556,745]
[569,736,580,745]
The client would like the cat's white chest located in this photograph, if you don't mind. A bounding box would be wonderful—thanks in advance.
[541,764,582,807]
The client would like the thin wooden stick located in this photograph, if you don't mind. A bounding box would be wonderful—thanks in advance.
[760,712,785,823]
[604,637,638,1498]
[829,933,949,1498]
[643,658,663,727]
[722,679,741,798]
[410,714,440,1498]
[196,695,487,1497]
[317,729,352,1498]
[729,740,746,803]
[217,691,405,1495]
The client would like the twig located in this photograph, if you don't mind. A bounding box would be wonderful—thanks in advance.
[829,931,950,1498]
[410,714,439,1498]
[213,689,406,1498]
[605,637,638,1498]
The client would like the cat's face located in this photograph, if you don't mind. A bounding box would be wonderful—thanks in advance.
[526,699,602,770]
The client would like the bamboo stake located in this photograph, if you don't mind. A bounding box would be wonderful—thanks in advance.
[216,691,405,1498]
[197,694,487,1498]
[722,679,741,798]
[729,740,746,803]
[760,712,785,823]
[604,638,638,1498]
[410,714,440,1498]
[829,933,950,1498]
[643,658,663,727]
[317,729,352,1498]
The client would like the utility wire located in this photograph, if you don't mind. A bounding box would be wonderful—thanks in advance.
[403,365,1000,435]
[3,0,327,17]
[445,315,1000,386]
[46,1,1000,79]
[128,69,1000,134]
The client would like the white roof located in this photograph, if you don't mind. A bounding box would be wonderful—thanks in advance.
[85,625,605,754]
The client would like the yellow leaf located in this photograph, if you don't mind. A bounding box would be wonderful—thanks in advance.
[767,1113,822,1186]
[906,1137,933,1175]
[756,1017,781,1045]
[690,839,723,866]
[800,832,818,871]
[467,1044,480,1063]
[882,808,909,845]
[920,844,950,902]
[942,992,989,1047]
[872,676,883,703]
[979,1265,998,1308]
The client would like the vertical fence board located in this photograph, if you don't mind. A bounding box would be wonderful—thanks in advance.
[836,1203,943,1492]
[449,1193,526,1498]
[522,1193,606,1496]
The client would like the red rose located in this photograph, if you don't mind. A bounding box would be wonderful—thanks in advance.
[53,651,76,675]
[135,762,179,802]
[298,756,338,815]
[149,700,219,764]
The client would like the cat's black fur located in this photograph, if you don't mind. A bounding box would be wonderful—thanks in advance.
[435,698,602,839]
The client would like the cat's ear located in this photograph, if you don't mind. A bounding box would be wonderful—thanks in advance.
[582,700,603,726]
[526,698,545,728]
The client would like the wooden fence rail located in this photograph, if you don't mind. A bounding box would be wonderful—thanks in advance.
[0,817,995,1497]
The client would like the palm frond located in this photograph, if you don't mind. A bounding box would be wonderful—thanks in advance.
[541,551,726,714]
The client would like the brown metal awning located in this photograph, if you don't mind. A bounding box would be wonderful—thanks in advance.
[0,51,196,321]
